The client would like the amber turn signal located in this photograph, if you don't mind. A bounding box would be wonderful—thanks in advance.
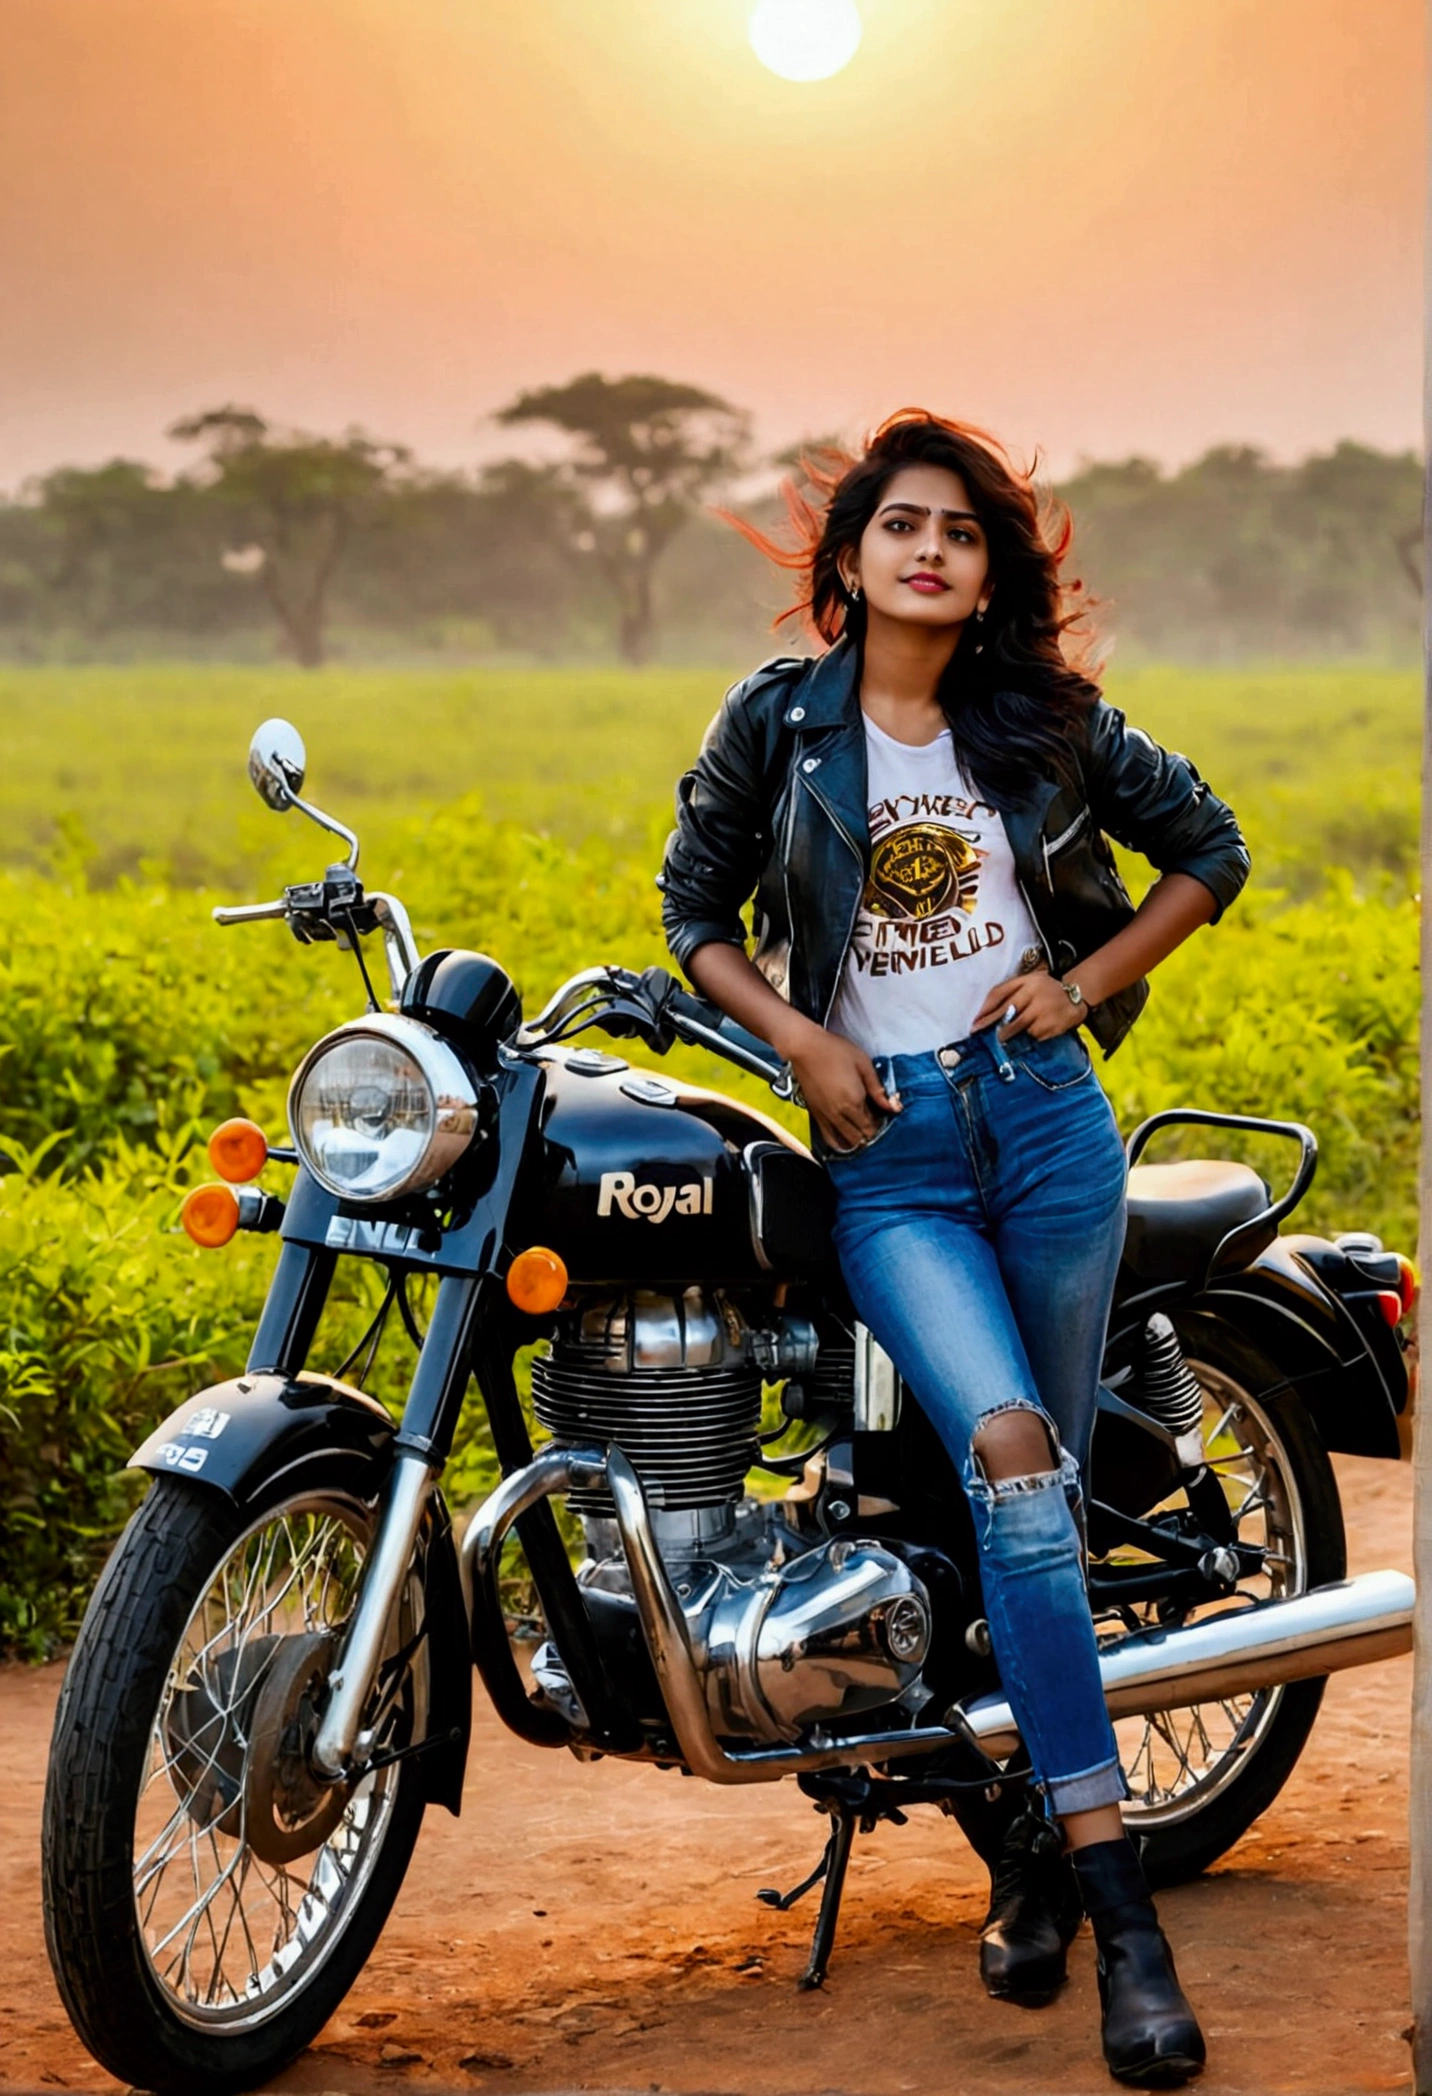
[208,1118,268,1183]
[182,1182,241,1249]
[506,1245,568,1315]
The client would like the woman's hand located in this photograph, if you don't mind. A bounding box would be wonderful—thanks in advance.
[973,969,1084,1042]
[782,1018,901,1153]
[974,876,1219,1044]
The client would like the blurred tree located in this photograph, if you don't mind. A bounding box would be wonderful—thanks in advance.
[494,373,750,662]
[1061,441,1422,662]
[340,460,610,656]
[170,407,407,666]
[0,420,1420,667]
[20,461,229,643]
[771,433,853,482]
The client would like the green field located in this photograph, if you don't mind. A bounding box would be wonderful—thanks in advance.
[3,661,1420,887]
[0,661,1420,1654]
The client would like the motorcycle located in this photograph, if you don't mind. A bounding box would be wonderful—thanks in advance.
[42,717,1419,2094]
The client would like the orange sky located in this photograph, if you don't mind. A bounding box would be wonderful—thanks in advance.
[0,0,1421,489]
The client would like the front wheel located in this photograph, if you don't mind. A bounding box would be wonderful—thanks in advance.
[43,1474,427,2095]
[1108,1318,1346,1887]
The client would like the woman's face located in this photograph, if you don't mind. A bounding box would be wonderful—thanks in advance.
[840,463,992,633]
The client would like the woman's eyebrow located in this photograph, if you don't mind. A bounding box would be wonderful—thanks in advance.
[877,500,982,522]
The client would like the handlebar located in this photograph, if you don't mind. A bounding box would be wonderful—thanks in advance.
[211,882,421,1002]
[518,965,790,1093]
[212,898,289,926]
[662,985,787,1086]
[368,892,421,998]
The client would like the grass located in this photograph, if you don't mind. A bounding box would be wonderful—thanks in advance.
[3,660,1420,890]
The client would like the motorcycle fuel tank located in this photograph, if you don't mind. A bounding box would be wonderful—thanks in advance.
[526,1048,826,1286]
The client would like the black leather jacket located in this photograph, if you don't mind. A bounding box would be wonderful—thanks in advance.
[658,640,1249,1057]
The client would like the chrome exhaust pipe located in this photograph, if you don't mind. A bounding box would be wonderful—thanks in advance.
[958,1568,1415,1758]
[464,1444,1415,1785]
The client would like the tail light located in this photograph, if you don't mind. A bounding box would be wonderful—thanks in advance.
[1337,1234,1420,1327]
[1396,1254,1419,1320]
[1377,1257,1421,1327]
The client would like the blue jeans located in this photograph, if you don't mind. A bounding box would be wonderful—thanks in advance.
[817,1023,1130,1816]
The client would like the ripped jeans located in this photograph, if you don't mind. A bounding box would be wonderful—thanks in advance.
[819,1024,1130,1816]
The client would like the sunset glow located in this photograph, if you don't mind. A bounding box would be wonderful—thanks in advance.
[748,0,863,82]
[0,0,1419,486]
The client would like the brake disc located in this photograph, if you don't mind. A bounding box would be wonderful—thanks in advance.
[243,1629,351,1866]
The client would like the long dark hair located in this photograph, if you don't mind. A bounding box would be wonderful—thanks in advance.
[726,410,1100,801]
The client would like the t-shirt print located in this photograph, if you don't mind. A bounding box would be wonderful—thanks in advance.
[827,714,1042,1059]
[864,789,994,962]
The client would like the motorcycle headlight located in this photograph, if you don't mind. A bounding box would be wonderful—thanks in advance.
[288,1015,479,1203]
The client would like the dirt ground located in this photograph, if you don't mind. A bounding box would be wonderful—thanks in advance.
[0,1453,1416,2096]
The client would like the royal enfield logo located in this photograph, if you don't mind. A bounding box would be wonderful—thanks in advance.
[597,1169,714,1223]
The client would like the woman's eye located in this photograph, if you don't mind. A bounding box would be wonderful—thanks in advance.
[883,518,912,533]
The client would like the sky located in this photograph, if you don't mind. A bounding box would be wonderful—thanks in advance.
[0,0,1422,491]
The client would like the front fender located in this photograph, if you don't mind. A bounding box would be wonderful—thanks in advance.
[129,1372,471,1815]
[129,1371,396,1504]
[1198,1234,1406,1460]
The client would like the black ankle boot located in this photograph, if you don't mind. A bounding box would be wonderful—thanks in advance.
[975,1803,1083,2006]
[1071,1838,1205,2087]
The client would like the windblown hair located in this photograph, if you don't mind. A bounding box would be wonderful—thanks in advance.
[726,410,1101,800]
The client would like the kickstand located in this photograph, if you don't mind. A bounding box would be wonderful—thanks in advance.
[756,1808,858,1992]
[798,1810,856,1990]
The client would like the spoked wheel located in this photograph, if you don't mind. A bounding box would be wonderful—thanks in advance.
[1103,1320,1345,1887]
[43,1475,428,2095]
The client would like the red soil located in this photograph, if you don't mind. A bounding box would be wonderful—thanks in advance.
[0,1453,1415,2096]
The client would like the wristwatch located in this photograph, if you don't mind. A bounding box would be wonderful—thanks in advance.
[1061,980,1085,1008]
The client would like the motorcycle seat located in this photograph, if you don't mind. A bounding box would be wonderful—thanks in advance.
[1123,1159,1273,1281]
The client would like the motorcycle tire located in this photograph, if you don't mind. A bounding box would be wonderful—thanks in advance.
[42,1473,428,2096]
[1119,1315,1345,1890]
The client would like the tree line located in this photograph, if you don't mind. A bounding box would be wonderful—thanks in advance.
[0,373,1419,667]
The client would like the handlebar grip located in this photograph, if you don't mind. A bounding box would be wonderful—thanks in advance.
[211,899,289,926]
[664,987,786,1084]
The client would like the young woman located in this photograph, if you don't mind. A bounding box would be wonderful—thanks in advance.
[657,411,1249,2088]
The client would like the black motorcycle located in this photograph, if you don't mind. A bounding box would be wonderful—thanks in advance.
[42,718,1418,2094]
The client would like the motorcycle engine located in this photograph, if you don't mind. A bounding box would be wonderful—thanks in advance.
[530,1289,932,1745]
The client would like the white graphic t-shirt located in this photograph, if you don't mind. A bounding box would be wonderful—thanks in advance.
[827,712,1045,1058]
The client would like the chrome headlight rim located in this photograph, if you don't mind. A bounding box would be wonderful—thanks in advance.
[287,1012,480,1206]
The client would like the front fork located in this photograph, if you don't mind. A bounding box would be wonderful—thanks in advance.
[249,1247,613,1775]
[250,1254,482,1776]
[313,1451,433,1776]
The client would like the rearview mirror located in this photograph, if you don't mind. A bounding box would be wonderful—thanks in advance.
[248,719,307,811]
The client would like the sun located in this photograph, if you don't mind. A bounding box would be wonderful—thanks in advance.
[748,0,863,83]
